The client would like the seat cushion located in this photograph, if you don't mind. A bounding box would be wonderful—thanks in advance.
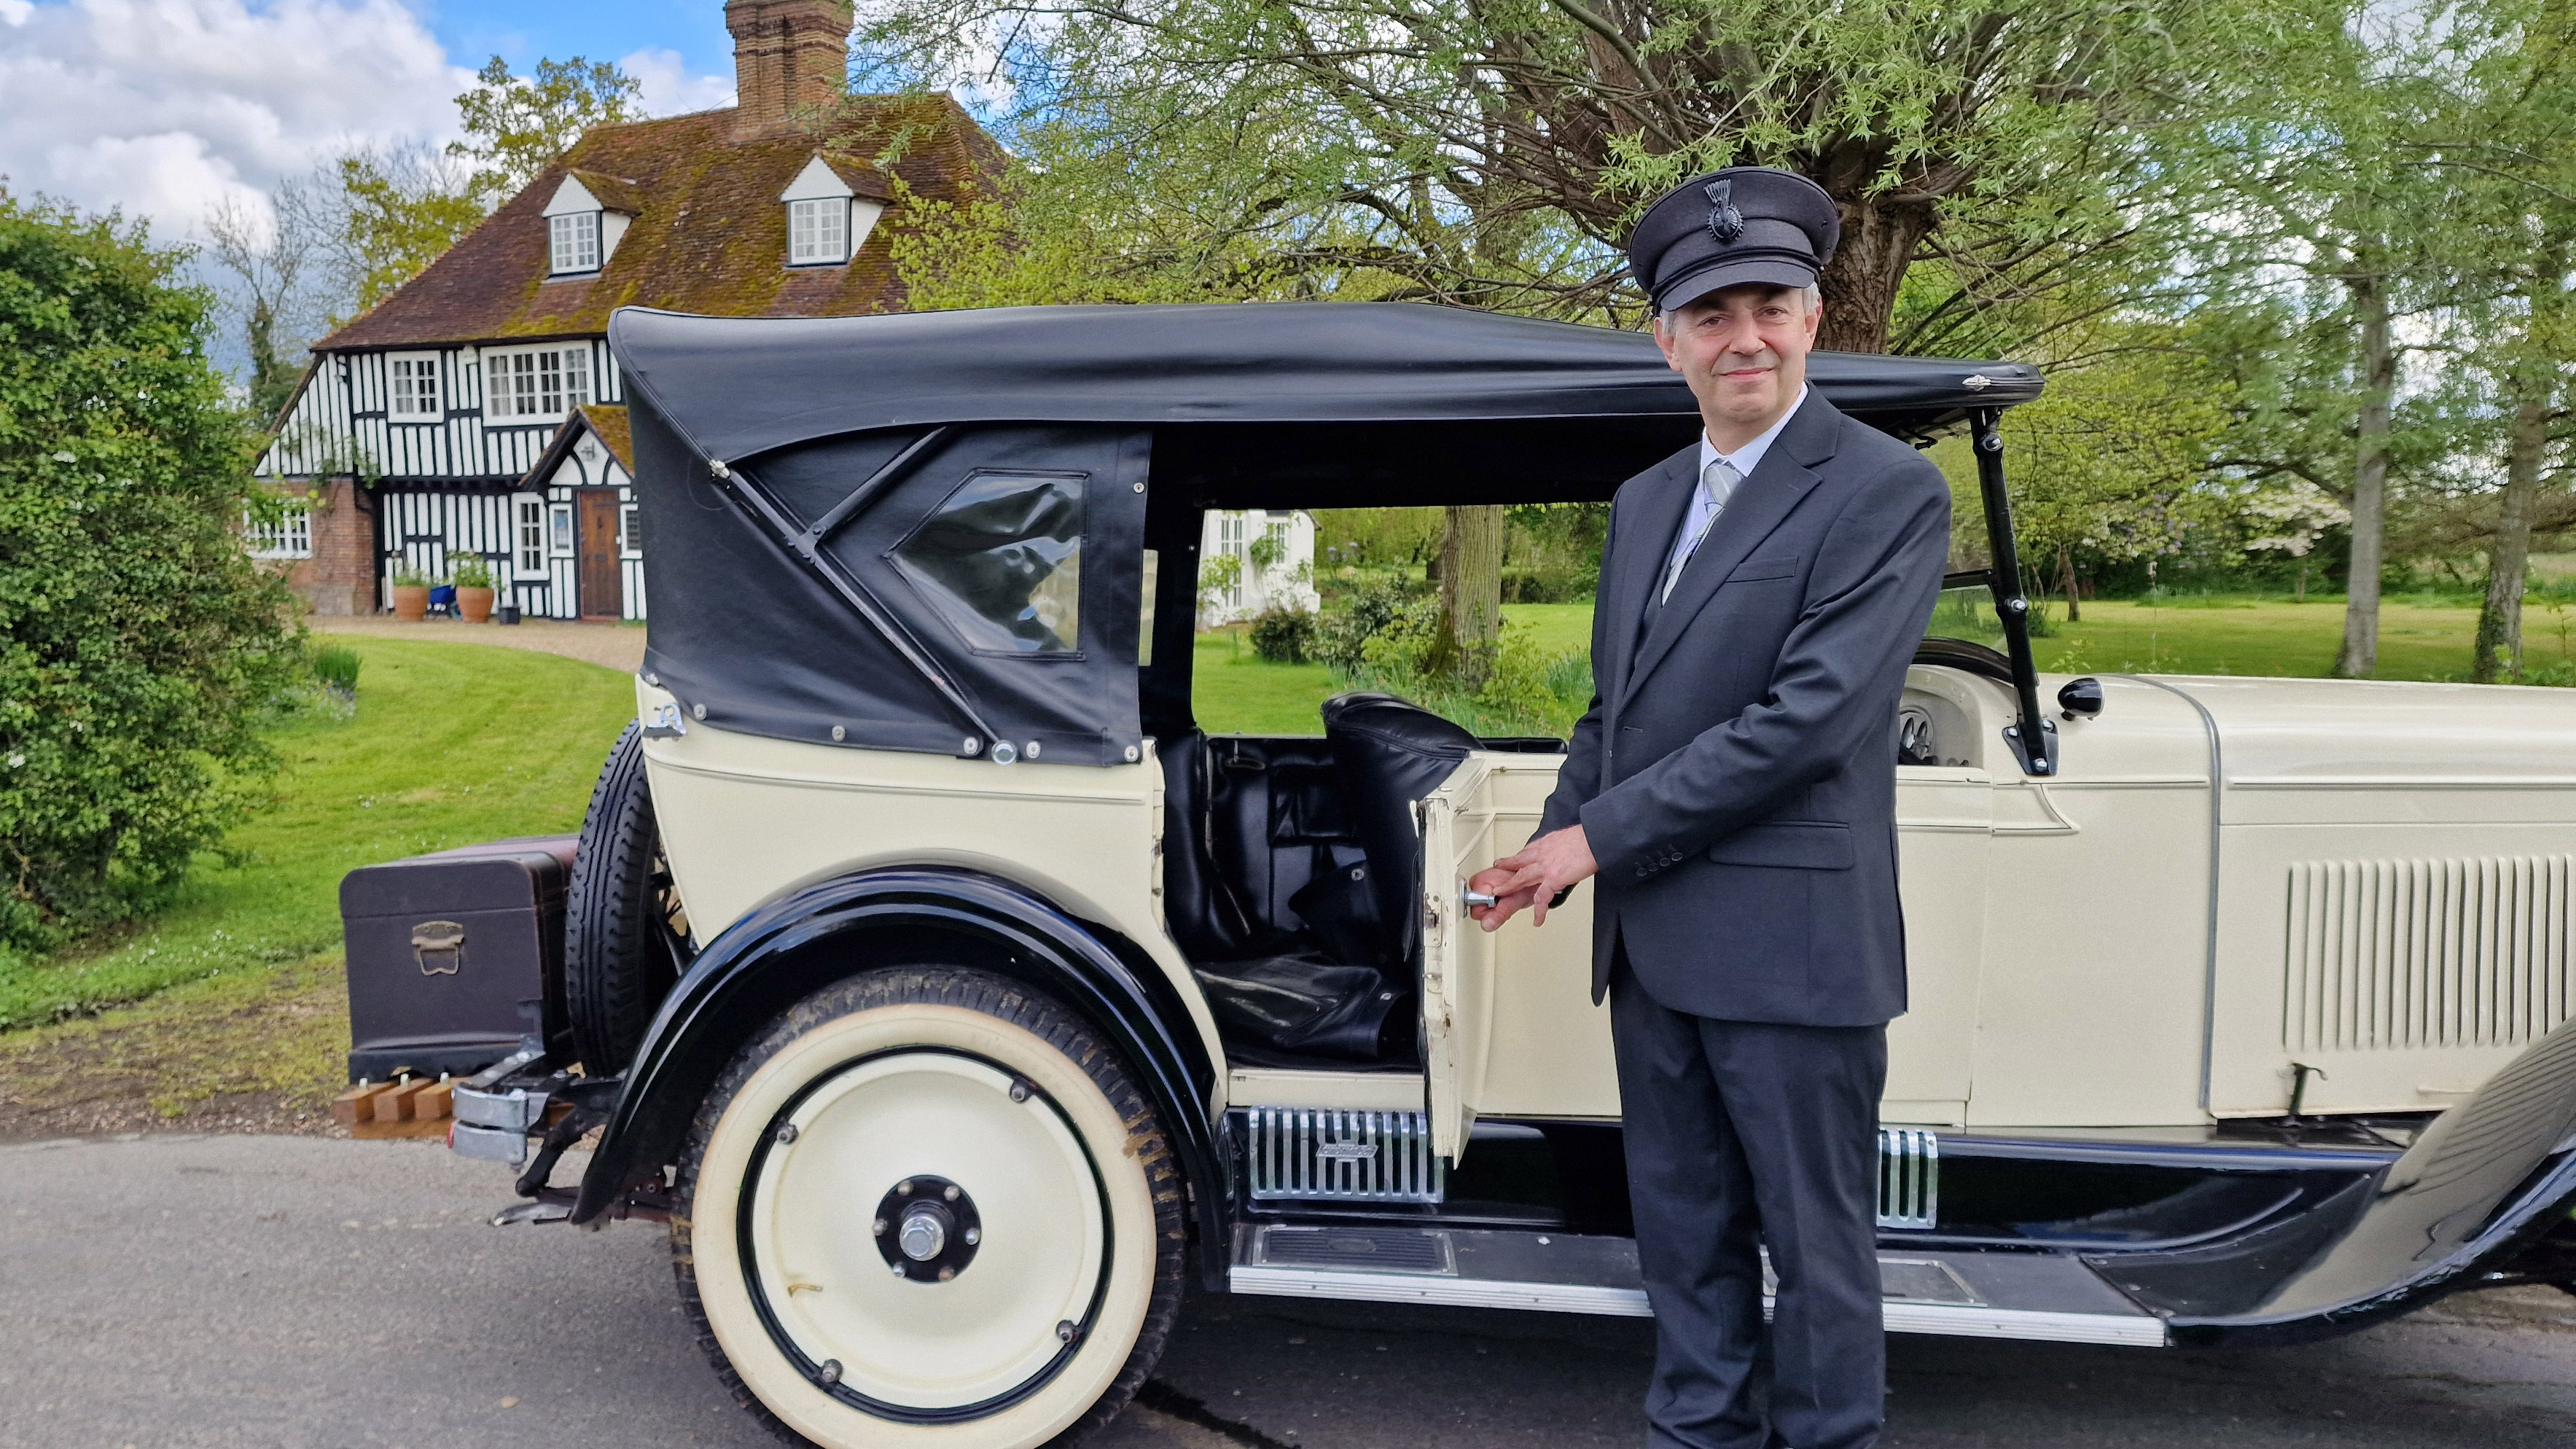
[1322,692,1479,968]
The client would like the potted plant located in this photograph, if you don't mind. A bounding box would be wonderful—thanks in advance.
[390,564,430,622]
[453,556,496,623]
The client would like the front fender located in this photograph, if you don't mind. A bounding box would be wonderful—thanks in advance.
[569,867,1225,1265]
[2095,1014,2576,1346]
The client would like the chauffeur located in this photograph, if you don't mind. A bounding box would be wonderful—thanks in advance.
[1470,168,1951,1449]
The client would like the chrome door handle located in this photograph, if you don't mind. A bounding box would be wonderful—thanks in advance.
[1460,883,1499,910]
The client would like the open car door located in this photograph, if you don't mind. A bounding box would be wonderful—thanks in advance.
[1418,754,1502,1161]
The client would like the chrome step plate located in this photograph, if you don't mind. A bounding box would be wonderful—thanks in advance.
[1227,1224,2166,1347]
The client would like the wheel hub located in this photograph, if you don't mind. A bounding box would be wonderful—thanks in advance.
[873,1175,983,1283]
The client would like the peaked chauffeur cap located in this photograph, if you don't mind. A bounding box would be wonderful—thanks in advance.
[1628,166,1841,313]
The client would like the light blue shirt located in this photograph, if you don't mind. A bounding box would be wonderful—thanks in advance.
[1663,386,1807,601]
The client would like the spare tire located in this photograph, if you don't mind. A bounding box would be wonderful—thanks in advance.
[565,722,692,1074]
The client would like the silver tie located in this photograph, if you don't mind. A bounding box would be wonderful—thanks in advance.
[1662,460,1741,602]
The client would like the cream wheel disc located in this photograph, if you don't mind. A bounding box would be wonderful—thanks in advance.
[748,1050,1108,1412]
[679,977,1171,1449]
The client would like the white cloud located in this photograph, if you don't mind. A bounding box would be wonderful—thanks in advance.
[0,0,473,240]
[620,46,733,118]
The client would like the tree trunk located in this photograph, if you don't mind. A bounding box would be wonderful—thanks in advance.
[2056,544,2081,623]
[2333,262,2395,679]
[1426,504,1504,687]
[1813,195,1939,354]
[2474,379,2549,683]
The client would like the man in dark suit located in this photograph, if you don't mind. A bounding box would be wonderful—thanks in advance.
[1470,168,1951,1449]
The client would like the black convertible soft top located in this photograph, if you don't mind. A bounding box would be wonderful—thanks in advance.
[617,302,2047,770]
[609,302,2042,466]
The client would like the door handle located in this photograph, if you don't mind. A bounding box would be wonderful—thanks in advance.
[1459,883,1499,910]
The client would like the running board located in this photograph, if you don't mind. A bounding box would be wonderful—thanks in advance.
[1227,1224,2166,1348]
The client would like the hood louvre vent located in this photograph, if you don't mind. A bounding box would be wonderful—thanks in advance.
[2285,855,2575,1052]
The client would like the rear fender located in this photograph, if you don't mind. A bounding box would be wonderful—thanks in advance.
[569,867,1227,1277]
[2102,1015,2576,1346]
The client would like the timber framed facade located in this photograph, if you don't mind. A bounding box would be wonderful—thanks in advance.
[252,0,999,620]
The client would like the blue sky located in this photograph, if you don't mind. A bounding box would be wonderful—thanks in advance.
[418,0,733,79]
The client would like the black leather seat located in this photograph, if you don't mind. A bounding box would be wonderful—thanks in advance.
[1322,692,1480,969]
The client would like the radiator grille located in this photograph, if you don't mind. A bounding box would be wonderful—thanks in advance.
[2284,856,2576,1052]
[1240,1109,1445,1203]
[1876,1128,1940,1230]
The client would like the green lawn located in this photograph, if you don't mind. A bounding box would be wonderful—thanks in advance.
[1183,596,2561,743]
[0,639,635,1031]
[2029,597,2569,680]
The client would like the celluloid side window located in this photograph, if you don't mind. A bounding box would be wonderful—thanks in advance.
[892,472,1085,654]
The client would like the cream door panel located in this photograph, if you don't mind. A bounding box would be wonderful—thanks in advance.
[1887,769,1992,1122]
[1469,760,1620,1121]
[1418,754,1501,1160]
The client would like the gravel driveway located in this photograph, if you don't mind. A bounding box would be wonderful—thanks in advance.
[3,1133,2569,1449]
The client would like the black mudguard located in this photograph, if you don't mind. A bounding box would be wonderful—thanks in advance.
[2098,1015,2576,1346]
[569,867,1228,1276]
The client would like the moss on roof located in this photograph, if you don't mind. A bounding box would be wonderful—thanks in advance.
[578,404,635,472]
[319,94,999,351]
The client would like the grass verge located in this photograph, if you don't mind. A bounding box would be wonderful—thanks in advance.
[0,638,634,1031]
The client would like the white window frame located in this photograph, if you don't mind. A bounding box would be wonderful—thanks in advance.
[245,499,313,560]
[485,345,593,422]
[388,355,442,420]
[787,197,850,265]
[517,498,547,575]
[549,211,601,274]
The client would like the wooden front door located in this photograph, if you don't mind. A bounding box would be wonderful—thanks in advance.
[577,490,623,620]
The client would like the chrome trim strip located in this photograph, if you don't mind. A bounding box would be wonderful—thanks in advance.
[1225,1268,2167,1346]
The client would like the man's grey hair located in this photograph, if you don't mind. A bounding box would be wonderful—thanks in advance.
[1658,284,1822,324]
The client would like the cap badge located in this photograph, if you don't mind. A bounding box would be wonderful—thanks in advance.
[1703,179,1745,245]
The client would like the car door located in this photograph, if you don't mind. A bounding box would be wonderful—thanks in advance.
[1417,751,1612,1162]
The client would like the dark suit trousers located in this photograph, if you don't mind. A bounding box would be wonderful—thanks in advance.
[1611,958,1888,1449]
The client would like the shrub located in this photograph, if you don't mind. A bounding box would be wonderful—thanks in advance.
[452,555,493,589]
[1248,605,1317,663]
[1316,577,1435,671]
[0,194,301,953]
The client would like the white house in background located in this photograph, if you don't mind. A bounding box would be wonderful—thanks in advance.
[1197,509,1319,626]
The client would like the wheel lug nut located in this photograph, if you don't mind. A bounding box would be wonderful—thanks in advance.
[937,1267,956,1281]
[944,1184,960,1202]
[963,1226,979,1245]
[873,1217,887,1236]
[896,1179,913,1196]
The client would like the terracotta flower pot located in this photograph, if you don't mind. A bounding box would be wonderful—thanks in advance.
[457,585,494,624]
[391,585,429,622]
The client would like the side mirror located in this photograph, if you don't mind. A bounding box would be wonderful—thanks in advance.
[2057,676,2104,722]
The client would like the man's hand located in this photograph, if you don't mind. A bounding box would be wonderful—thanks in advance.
[1468,825,1598,932]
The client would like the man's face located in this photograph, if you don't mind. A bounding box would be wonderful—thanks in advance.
[1652,284,1819,439]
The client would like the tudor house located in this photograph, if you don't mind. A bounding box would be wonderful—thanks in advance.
[256,0,1000,619]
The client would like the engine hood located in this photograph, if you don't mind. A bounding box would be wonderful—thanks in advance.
[2136,676,2576,797]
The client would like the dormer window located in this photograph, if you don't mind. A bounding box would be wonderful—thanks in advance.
[779,155,883,268]
[550,211,601,273]
[788,198,847,265]
[542,172,636,278]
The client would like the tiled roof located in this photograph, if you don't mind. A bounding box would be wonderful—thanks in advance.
[579,404,634,472]
[318,94,999,352]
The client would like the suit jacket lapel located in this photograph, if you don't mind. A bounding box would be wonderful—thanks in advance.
[1622,394,1843,707]
[1605,448,1698,706]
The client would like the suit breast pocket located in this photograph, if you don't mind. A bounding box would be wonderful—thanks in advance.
[1722,552,1800,585]
[1707,819,1853,870]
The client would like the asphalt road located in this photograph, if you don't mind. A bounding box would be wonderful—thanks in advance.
[2,1134,2570,1449]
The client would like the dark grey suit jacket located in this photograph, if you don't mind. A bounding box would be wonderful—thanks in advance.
[1536,391,1950,1027]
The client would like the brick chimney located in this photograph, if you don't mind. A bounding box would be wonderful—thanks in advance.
[726,0,853,135]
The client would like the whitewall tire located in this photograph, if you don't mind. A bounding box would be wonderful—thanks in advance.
[673,967,1187,1448]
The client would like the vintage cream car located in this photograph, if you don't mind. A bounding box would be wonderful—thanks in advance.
[410,302,2576,1449]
